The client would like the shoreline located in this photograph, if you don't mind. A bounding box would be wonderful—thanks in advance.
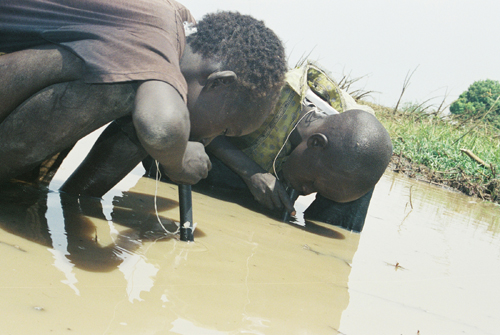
[368,101,500,205]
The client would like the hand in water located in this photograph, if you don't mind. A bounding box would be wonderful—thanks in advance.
[166,142,211,184]
[245,172,295,214]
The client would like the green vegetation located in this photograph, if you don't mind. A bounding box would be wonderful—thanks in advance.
[449,79,500,129]
[368,101,500,204]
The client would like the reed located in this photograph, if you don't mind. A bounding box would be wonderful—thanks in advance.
[367,101,500,203]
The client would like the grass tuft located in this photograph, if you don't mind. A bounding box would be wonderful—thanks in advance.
[363,100,500,203]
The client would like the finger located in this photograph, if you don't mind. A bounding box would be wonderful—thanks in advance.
[255,195,274,211]
[278,187,296,215]
[271,191,284,210]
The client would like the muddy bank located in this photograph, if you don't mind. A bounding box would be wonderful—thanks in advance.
[387,154,499,204]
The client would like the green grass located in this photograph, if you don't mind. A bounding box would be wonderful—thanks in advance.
[367,101,500,203]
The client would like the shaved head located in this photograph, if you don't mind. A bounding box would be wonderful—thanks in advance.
[320,109,392,200]
[283,109,392,203]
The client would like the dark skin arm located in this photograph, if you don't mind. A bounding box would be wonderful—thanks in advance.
[207,136,295,214]
[133,80,211,184]
[60,80,211,198]
[0,79,210,190]
[0,46,210,188]
[61,113,211,198]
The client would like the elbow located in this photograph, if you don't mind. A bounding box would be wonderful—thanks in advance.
[132,80,191,157]
[133,109,190,152]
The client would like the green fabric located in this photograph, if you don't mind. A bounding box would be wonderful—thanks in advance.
[230,61,346,174]
[307,67,344,112]
[230,85,302,173]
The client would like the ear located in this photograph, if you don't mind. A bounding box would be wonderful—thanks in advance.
[205,71,237,90]
[307,133,328,149]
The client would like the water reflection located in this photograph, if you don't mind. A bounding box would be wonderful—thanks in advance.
[170,318,228,335]
[0,176,358,334]
[3,170,500,334]
[339,172,500,335]
[191,181,347,240]
[0,183,171,271]
[0,181,184,302]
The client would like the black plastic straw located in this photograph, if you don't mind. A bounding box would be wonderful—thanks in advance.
[282,188,299,222]
[179,184,194,241]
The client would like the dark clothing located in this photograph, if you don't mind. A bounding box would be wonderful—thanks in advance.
[0,0,195,100]
[303,189,373,232]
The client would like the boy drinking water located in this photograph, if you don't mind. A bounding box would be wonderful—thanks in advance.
[0,1,287,190]
[193,62,393,231]
[143,62,392,231]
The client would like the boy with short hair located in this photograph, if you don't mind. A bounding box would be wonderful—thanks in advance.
[198,62,392,231]
[0,1,286,190]
[144,62,391,231]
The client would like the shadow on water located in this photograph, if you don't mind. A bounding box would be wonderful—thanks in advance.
[298,219,345,239]
[0,181,203,272]
[189,180,346,240]
[109,189,207,238]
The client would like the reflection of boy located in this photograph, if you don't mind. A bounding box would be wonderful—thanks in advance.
[200,62,392,231]
[0,2,286,192]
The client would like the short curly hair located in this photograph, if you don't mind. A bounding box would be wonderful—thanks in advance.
[187,11,287,103]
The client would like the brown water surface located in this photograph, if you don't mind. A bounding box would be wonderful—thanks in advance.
[0,137,499,334]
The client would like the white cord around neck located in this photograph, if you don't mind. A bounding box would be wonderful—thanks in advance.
[272,110,313,179]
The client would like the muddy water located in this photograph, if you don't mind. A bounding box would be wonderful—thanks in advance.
[340,174,500,335]
[1,145,499,334]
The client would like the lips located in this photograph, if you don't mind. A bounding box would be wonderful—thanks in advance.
[300,183,315,195]
[285,178,313,196]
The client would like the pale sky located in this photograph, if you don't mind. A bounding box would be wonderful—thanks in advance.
[182,0,500,109]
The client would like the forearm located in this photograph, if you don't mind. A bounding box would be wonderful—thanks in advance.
[207,136,266,182]
[208,136,295,213]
